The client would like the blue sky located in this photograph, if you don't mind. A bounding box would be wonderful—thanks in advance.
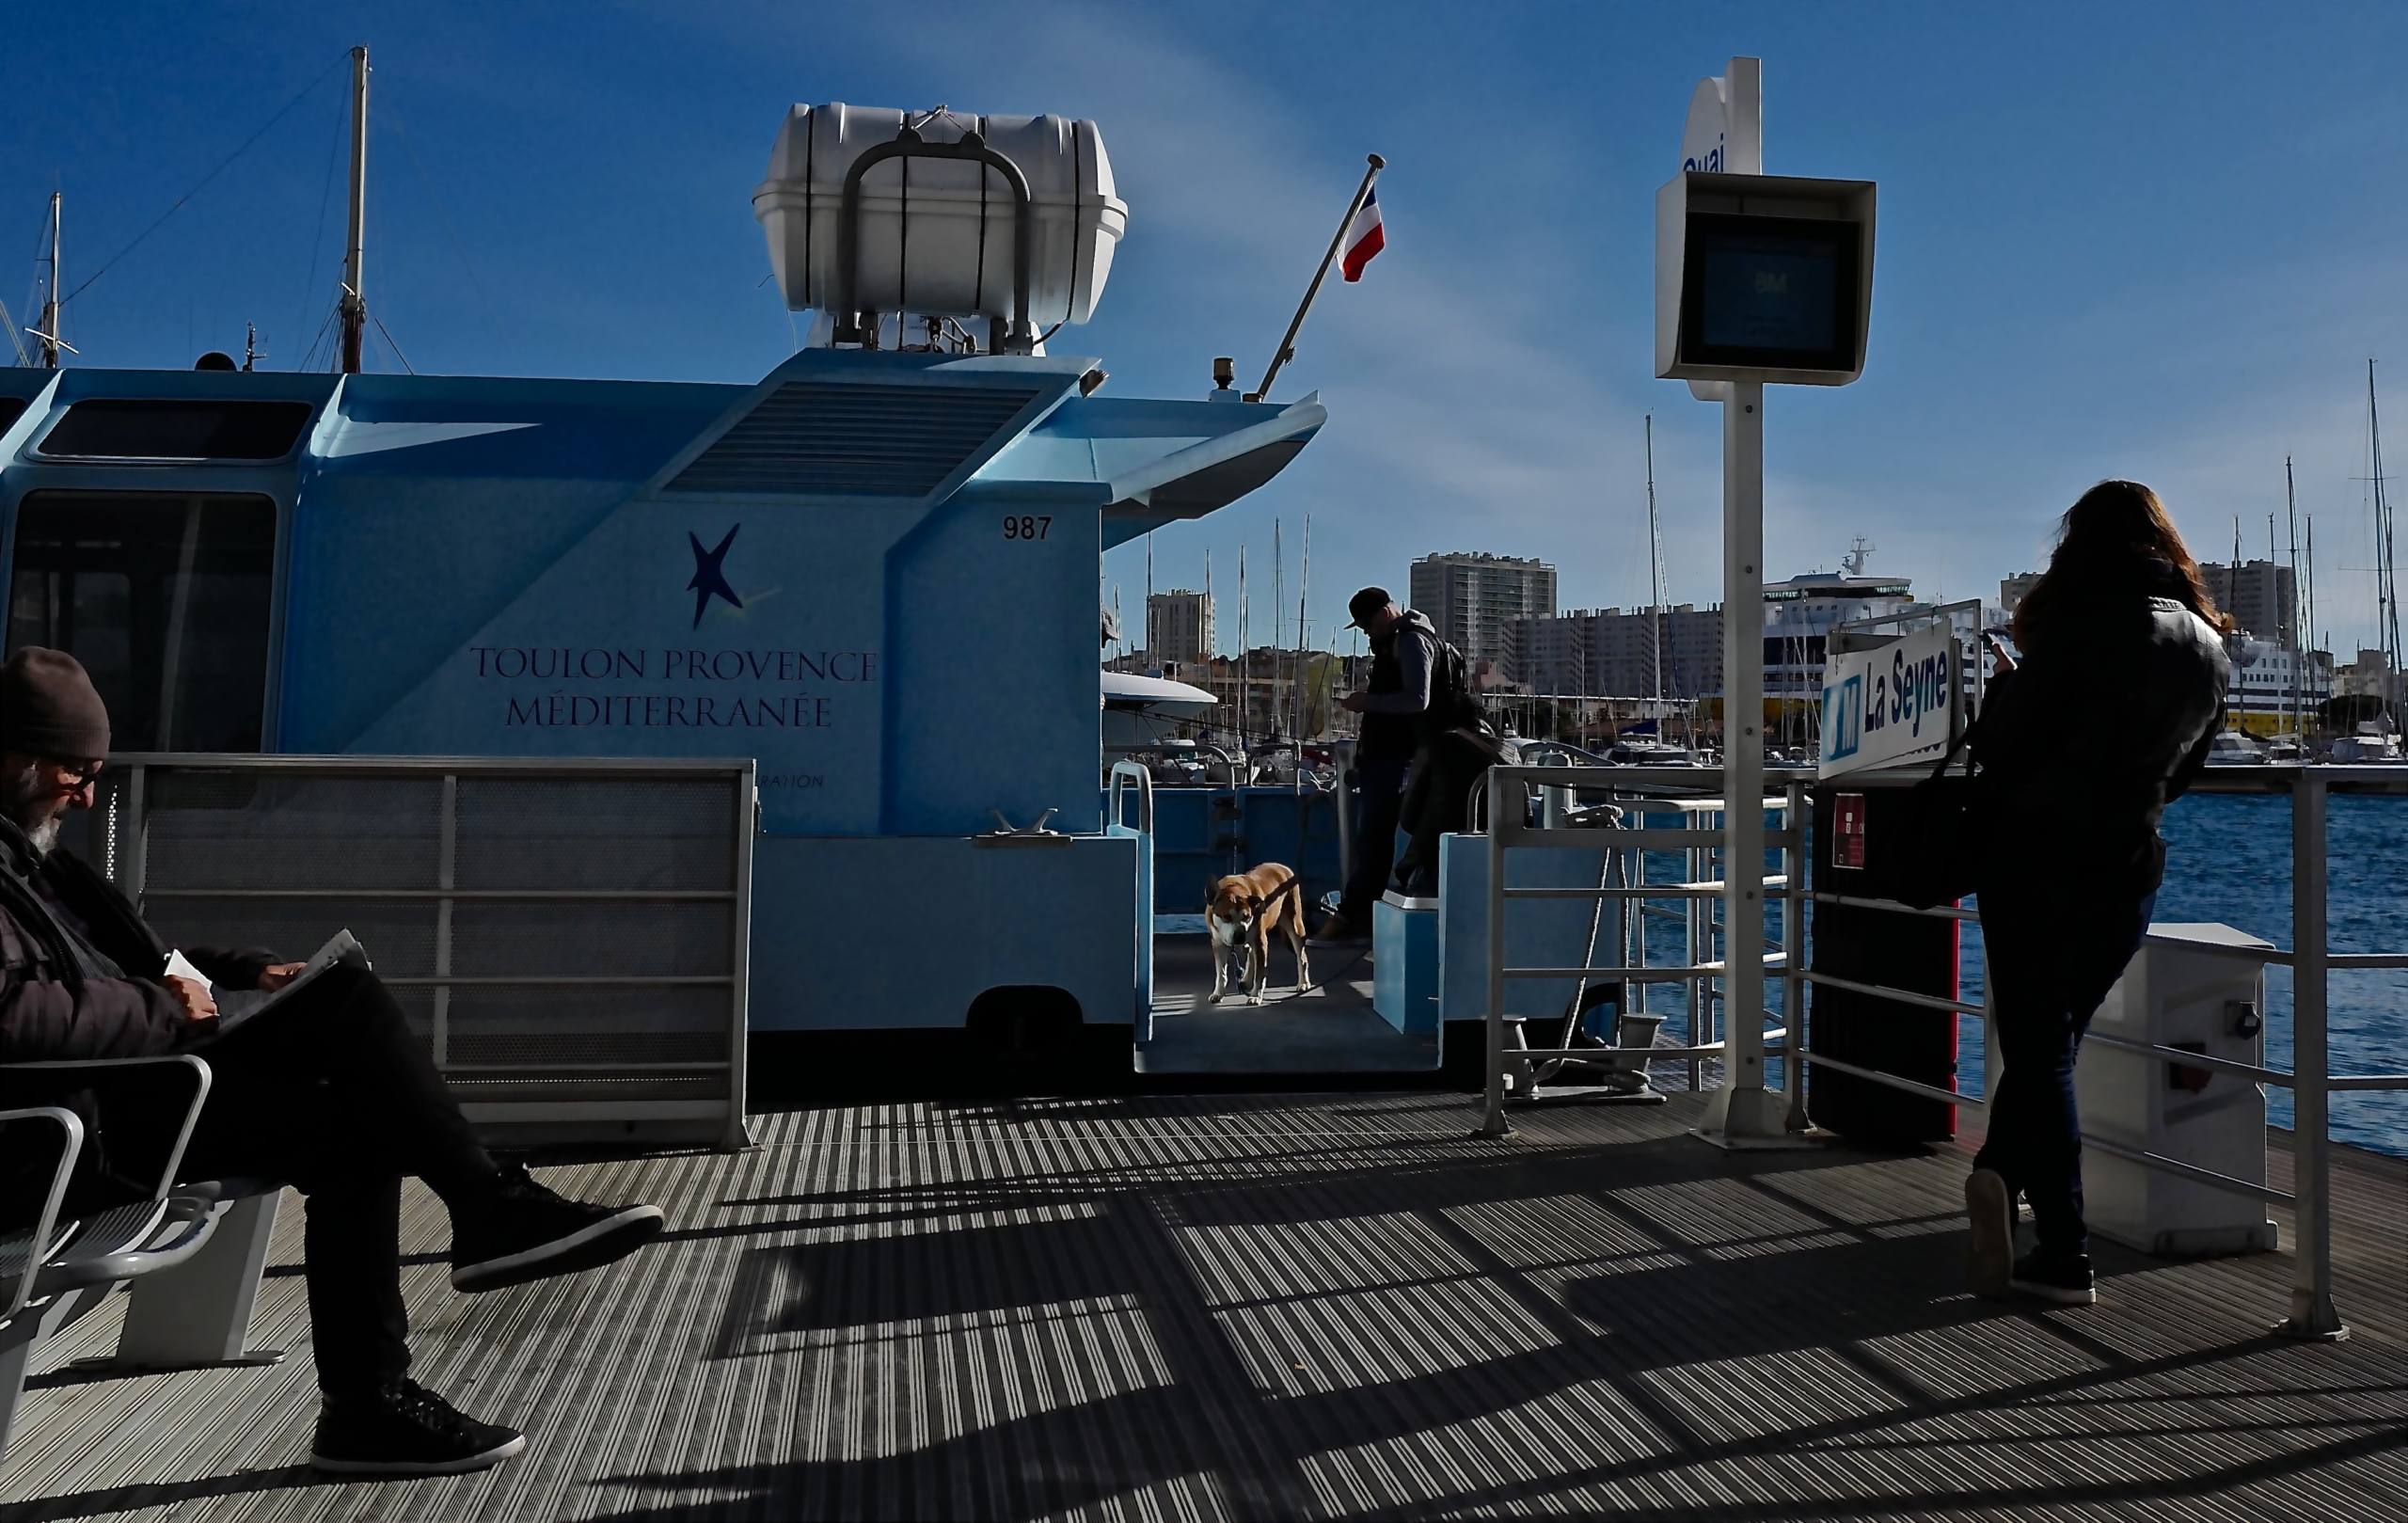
[13,1,2408,660]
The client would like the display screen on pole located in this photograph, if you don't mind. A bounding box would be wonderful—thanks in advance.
[1679,213,1861,373]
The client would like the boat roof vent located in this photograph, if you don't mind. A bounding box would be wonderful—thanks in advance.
[666,380,1043,497]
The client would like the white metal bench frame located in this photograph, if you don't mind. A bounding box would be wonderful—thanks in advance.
[0,1055,285,1464]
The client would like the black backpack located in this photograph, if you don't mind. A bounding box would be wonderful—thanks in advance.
[1427,638,1488,736]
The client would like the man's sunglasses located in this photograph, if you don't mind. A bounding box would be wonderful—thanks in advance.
[46,759,104,789]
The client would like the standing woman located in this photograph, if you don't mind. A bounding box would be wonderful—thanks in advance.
[1966,481,2231,1305]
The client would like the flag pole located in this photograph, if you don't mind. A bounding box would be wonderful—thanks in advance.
[1251,152,1385,403]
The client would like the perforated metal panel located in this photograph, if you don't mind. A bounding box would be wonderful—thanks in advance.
[663,381,1042,497]
[98,757,753,1150]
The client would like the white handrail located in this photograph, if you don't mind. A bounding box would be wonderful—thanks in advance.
[1106,760,1155,836]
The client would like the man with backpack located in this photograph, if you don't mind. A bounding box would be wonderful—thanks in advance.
[1326,588,1509,913]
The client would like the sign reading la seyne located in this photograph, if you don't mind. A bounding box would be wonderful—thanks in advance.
[1819,624,1959,778]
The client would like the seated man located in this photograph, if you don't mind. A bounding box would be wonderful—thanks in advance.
[0,647,664,1477]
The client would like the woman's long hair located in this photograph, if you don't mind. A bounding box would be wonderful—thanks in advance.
[2009,480,2231,650]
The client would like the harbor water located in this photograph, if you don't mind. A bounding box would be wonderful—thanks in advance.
[1979,790,2408,1157]
[1722,792,2408,1157]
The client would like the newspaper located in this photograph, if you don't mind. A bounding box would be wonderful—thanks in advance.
[166,930,371,1033]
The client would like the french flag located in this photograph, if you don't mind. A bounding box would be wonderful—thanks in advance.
[1339,188,1385,282]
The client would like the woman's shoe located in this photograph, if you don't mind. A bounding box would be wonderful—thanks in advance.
[2008,1252,2097,1306]
[1964,1167,2014,1298]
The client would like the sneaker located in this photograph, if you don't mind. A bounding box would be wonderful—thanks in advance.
[450,1162,664,1294]
[311,1378,526,1476]
[2008,1251,2097,1306]
[1310,913,1369,945]
[1964,1167,2014,1298]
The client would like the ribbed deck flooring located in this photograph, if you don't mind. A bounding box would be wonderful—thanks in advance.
[3,1093,2402,1521]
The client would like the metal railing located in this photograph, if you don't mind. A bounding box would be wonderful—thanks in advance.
[1476,757,2407,1338]
[1476,765,1808,1138]
[1787,764,2408,1340]
[71,754,758,1151]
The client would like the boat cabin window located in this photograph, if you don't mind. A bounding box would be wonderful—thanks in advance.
[35,399,313,463]
[0,398,25,436]
[5,491,277,753]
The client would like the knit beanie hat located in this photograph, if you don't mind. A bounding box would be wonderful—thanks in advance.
[0,647,112,759]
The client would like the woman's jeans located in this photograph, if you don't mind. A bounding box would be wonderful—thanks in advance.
[1973,866,2157,1262]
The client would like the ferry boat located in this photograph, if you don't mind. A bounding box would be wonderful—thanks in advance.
[0,103,1357,1075]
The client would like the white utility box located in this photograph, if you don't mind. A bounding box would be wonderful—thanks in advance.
[754,103,1128,327]
[2078,923,2280,1257]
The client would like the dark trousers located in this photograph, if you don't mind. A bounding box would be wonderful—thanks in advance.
[1972,873,2155,1261]
[1393,730,1507,896]
[176,963,496,1397]
[1337,756,1410,922]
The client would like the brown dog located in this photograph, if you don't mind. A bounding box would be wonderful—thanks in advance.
[1205,863,1312,1005]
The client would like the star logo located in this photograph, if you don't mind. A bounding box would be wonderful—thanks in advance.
[687,524,744,629]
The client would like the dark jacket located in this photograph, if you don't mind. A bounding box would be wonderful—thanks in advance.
[1972,555,2229,889]
[0,817,273,1061]
[1358,611,1437,761]
[0,817,277,1220]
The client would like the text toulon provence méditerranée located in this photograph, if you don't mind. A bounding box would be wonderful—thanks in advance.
[471,645,877,729]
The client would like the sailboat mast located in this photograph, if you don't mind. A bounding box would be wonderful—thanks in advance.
[339,44,371,373]
[1645,413,1664,708]
[1272,519,1284,740]
[2287,457,2301,738]
[2302,508,2321,718]
[2230,516,2242,619]
[1238,547,1249,746]
[2307,513,2319,696]
[1295,515,1310,740]
[36,192,61,368]
[2374,359,2404,686]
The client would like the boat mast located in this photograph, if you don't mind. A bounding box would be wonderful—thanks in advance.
[2373,360,2404,700]
[35,192,62,368]
[1295,514,1310,742]
[2307,512,2320,716]
[2286,457,2301,738]
[2230,516,2242,623]
[1237,546,1248,746]
[339,43,370,374]
[1645,413,1665,713]
[1272,518,1283,740]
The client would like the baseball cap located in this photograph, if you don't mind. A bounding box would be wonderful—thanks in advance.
[1346,587,1392,629]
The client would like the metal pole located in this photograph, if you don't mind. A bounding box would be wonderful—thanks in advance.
[1647,414,1664,710]
[37,192,61,368]
[1477,770,1513,1137]
[339,44,370,374]
[1782,777,1810,1133]
[1297,514,1311,743]
[1253,154,1384,402]
[2284,771,2348,1339]
[1685,839,1704,1091]
[1701,380,1781,1142]
[2287,458,2301,738]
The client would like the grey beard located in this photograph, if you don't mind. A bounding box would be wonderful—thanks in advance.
[5,764,58,854]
